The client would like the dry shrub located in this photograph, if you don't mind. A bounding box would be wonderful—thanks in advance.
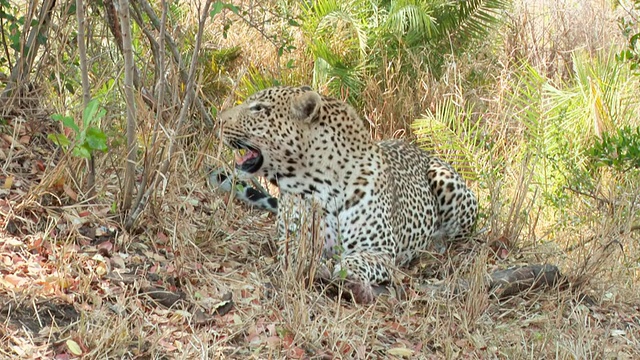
[504,0,625,79]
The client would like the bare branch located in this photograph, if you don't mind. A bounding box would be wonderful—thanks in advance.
[136,0,214,128]
[75,0,97,198]
[127,0,169,224]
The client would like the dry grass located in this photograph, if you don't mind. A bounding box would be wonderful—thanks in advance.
[1,0,639,359]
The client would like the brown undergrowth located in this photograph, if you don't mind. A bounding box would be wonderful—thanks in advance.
[1,108,639,359]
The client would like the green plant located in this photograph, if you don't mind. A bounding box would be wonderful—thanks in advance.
[299,0,508,100]
[507,51,638,201]
[0,0,23,68]
[412,96,485,182]
[588,126,640,172]
[616,0,640,74]
[48,99,108,159]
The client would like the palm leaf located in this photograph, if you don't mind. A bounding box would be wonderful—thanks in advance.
[384,0,437,39]
[412,97,484,181]
[434,0,508,47]
[301,0,369,98]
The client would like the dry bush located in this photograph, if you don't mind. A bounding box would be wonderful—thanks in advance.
[504,0,625,79]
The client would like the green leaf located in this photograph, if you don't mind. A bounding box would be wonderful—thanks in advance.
[210,2,224,17]
[47,133,71,147]
[52,114,80,134]
[85,127,108,151]
[82,99,105,128]
[211,1,239,17]
[65,339,83,356]
[72,145,92,159]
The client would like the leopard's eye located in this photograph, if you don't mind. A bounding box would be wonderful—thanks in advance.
[250,103,266,112]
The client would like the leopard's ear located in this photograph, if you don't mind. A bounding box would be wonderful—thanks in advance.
[291,90,321,123]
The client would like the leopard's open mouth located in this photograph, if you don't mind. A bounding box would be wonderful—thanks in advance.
[230,141,263,174]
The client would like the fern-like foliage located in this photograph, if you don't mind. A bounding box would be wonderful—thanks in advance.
[437,0,508,42]
[384,0,437,39]
[298,0,509,96]
[506,50,640,200]
[412,97,485,181]
[300,0,369,100]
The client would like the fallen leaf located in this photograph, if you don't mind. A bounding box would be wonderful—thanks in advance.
[387,347,414,357]
[63,184,78,201]
[95,262,108,276]
[2,237,24,248]
[35,160,45,172]
[97,241,113,251]
[3,274,28,287]
[66,339,83,356]
[265,336,281,348]
[288,346,306,359]
[3,175,13,189]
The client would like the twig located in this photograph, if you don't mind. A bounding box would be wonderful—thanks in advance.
[563,186,612,207]
[0,9,12,70]
[103,0,156,110]
[566,224,640,252]
[127,0,169,225]
[137,0,214,128]
[1,0,55,101]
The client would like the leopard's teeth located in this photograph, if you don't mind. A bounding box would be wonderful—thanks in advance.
[234,150,243,164]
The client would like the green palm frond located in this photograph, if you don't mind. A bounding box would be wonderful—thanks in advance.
[434,0,508,47]
[541,51,637,170]
[301,0,369,98]
[302,0,368,58]
[508,51,640,199]
[236,67,282,100]
[310,40,366,102]
[384,0,437,39]
[412,97,484,181]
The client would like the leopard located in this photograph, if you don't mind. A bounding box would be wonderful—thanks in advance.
[216,85,478,303]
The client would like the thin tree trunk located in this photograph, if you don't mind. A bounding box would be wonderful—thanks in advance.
[75,0,96,199]
[118,0,137,211]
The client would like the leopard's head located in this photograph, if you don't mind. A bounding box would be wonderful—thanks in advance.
[218,86,322,180]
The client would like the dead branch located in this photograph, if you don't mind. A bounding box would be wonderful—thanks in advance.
[416,264,567,300]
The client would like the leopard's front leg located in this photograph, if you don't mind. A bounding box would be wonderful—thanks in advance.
[332,251,395,304]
